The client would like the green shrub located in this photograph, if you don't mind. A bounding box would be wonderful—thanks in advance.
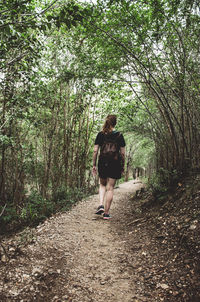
[148,168,169,195]
[0,204,18,224]
[20,191,54,223]
[53,186,86,211]
[0,186,89,233]
[148,168,178,196]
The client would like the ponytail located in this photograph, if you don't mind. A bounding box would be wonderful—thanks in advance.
[102,115,117,134]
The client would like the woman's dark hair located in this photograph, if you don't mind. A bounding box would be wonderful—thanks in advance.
[102,115,117,134]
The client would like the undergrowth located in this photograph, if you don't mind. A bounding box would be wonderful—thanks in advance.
[0,185,97,236]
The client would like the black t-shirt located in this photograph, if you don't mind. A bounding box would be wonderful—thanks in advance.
[95,131,126,148]
[95,131,125,179]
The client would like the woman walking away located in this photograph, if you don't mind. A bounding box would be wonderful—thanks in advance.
[92,115,126,219]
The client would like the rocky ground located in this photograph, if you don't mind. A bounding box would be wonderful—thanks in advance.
[0,178,200,302]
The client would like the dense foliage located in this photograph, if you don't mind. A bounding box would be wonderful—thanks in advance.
[0,0,199,230]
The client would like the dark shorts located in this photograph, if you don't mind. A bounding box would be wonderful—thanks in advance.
[98,157,122,179]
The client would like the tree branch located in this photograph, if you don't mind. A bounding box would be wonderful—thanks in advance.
[0,204,7,218]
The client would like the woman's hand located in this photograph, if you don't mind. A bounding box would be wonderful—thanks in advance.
[92,166,97,176]
[93,145,99,177]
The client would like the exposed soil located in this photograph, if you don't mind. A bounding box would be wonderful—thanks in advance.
[0,178,200,302]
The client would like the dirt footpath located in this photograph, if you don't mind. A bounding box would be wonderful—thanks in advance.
[0,180,144,302]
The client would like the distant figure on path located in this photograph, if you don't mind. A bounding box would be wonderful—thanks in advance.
[92,115,126,219]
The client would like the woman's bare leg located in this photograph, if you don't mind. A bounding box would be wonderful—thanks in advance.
[99,178,107,206]
[104,178,116,214]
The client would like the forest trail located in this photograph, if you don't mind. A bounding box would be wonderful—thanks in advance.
[1,180,144,302]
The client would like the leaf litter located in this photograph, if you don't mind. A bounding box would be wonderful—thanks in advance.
[0,177,199,302]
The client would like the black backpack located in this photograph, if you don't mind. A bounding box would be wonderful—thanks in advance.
[100,132,120,161]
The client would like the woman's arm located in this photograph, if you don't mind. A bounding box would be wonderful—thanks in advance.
[120,146,126,173]
[92,145,99,176]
